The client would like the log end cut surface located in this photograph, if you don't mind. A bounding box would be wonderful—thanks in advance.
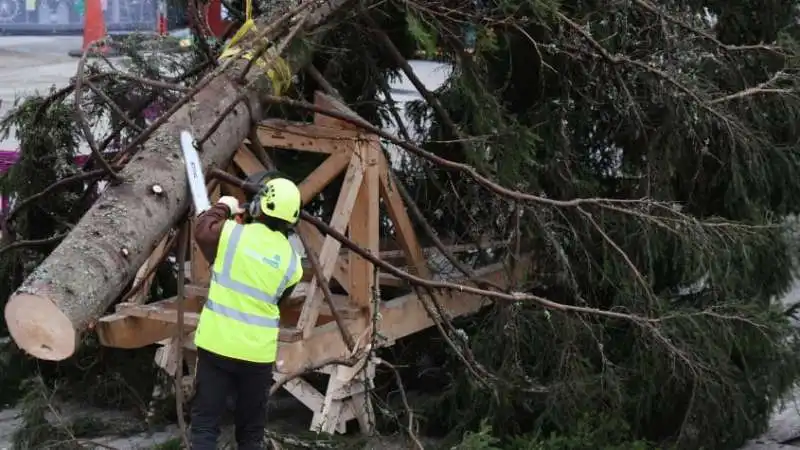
[5,293,76,360]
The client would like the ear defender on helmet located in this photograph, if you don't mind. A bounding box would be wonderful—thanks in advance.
[247,183,268,218]
[248,196,261,217]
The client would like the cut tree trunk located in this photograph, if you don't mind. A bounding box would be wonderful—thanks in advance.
[4,0,350,361]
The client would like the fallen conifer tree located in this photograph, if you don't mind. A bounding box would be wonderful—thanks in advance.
[3,0,349,362]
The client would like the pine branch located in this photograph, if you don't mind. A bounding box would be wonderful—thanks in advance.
[0,234,66,257]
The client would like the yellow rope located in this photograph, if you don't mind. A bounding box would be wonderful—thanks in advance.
[218,0,293,95]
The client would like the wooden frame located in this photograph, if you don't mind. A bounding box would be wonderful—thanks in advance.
[94,92,516,435]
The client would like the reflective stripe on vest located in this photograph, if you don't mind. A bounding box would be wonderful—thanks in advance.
[203,298,280,328]
[208,223,298,327]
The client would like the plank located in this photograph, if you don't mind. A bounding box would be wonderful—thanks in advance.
[183,282,358,318]
[256,119,362,154]
[95,296,202,349]
[233,146,266,176]
[300,265,403,287]
[378,240,508,261]
[128,234,170,305]
[298,150,352,204]
[232,145,353,293]
[296,152,364,337]
[275,260,520,374]
[378,151,428,277]
[348,140,380,310]
[98,297,303,347]
[115,302,201,327]
[297,221,351,290]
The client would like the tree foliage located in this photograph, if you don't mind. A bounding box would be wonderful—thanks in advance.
[0,41,208,433]
[0,95,82,321]
[368,0,800,448]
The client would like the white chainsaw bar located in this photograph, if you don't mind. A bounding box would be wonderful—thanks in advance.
[180,130,211,216]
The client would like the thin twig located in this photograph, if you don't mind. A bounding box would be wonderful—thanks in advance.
[86,81,144,133]
[5,167,119,226]
[297,232,356,350]
[74,41,121,181]
[261,95,662,208]
[0,233,66,257]
[377,359,425,450]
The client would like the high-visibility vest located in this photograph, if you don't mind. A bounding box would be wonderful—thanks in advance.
[194,220,302,363]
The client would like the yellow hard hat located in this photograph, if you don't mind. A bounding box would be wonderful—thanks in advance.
[254,177,301,224]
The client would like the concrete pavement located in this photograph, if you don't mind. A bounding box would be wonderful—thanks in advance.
[0,35,83,150]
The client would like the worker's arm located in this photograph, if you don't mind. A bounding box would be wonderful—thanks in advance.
[277,284,296,305]
[193,203,232,265]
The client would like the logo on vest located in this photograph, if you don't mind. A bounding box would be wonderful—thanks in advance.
[243,249,282,268]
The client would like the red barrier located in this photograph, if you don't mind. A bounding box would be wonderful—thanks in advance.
[206,0,226,37]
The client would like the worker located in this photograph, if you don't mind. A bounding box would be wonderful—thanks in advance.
[190,177,304,450]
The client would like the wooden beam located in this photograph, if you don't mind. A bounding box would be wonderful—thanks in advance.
[374,149,468,343]
[115,302,200,327]
[297,241,509,277]
[233,146,267,176]
[299,240,509,265]
[297,221,350,290]
[300,264,402,287]
[97,296,304,348]
[296,152,364,337]
[231,145,352,291]
[377,273,404,287]
[95,296,202,349]
[294,149,352,292]
[298,150,352,204]
[185,284,208,298]
[182,282,358,318]
[256,120,362,154]
[128,234,171,305]
[378,151,428,277]
[348,140,380,311]
[378,241,509,261]
[275,261,517,374]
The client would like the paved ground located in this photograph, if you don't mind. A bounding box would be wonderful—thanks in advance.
[0,36,83,150]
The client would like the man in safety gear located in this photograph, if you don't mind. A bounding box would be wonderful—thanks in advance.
[190,176,304,450]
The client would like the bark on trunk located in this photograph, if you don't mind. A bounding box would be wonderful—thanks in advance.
[3,0,349,361]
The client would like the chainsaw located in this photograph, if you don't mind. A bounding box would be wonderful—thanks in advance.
[180,130,210,216]
[181,130,283,224]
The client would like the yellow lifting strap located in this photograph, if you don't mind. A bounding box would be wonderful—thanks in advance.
[218,0,293,96]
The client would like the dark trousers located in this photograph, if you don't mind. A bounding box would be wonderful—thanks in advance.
[190,347,273,450]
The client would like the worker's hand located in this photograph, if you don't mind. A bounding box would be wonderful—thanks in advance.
[217,196,244,216]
